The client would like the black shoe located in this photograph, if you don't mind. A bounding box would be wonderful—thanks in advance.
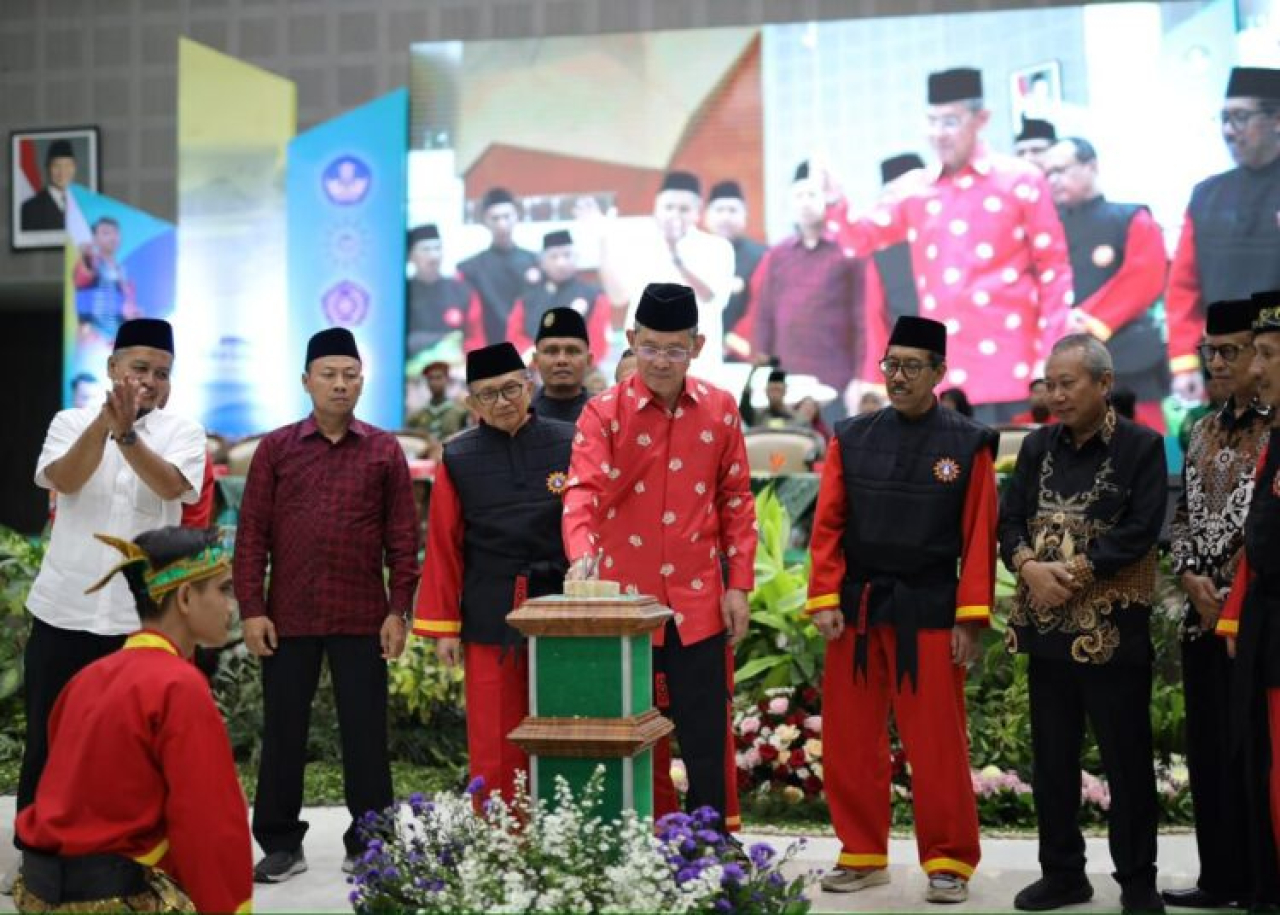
[1162,887,1232,909]
[1122,886,1166,914]
[1015,875,1095,911]
[253,848,308,884]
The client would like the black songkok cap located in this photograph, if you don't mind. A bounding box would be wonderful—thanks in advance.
[888,316,947,357]
[542,229,572,250]
[305,327,361,367]
[708,180,744,203]
[114,318,174,355]
[466,341,525,384]
[880,153,925,185]
[1015,117,1057,144]
[1253,289,1280,335]
[766,369,787,384]
[536,306,589,344]
[1206,299,1259,335]
[1226,67,1280,101]
[46,139,75,164]
[408,224,439,247]
[928,67,983,105]
[481,187,517,211]
[660,171,701,197]
[635,283,698,332]
[793,161,811,182]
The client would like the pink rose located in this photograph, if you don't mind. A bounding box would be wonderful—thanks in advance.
[768,696,789,716]
[803,715,822,735]
[740,716,761,735]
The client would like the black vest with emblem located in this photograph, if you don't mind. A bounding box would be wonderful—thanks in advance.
[1189,159,1280,311]
[871,242,920,323]
[1058,196,1167,398]
[442,414,575,645]
[520,277,602,341]
[407,277,472,353]
[457,245,540,345]
[835,405,996,688]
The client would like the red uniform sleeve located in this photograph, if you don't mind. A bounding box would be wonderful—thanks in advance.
[231,435,274,621]
[1166,212,1204,373]
[859,257,890,385]
[562,399,611,563]
[805,438,848,615]
[727,249,771,360]
[179,454,216,529]
[588,293,611,359]
[955,447,998,625]
[715,402,757,592]
[155,681,253,915]
[507,300,533,356]
[413,460,464,638]
[1077,208,1168,338]
[1022,173,1075,361]
[1217,442,1267,638]
[383,441,420,615]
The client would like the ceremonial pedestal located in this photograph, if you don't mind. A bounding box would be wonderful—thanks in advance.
[506,587,673,819]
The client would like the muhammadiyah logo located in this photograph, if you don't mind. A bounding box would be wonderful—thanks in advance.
[933,457,962,483]
[546,471,568,495]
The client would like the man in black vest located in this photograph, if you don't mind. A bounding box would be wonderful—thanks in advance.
[530,306,593,424]
[1001,334,1168,914]
[704,180,767,361]
[1168,66,1280,406]
[413,342,575,804]
[806,316,998,904]
[406,224,482,361]
[506,230,610,359]
[1013,118,1057,171]
[457,188,540,347]
[1044,137,1170,430]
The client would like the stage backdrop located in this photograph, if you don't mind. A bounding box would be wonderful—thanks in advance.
[287,89,409,429]
[172,38,297,437]
[62,185,175,409]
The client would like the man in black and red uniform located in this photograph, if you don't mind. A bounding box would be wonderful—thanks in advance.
[413,342,575,805]
[806,315,997,904]
[407,224,483,357]
[1167,67,1280,406]
[457,188,539,346]
[1044,137,1169,430]
[506,230,610,359]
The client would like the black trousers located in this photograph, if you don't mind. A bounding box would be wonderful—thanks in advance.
[1028,657,1158,890]
[653,623,728,820]
[17,617,126,814]
[1181,634,1250,898]
[252,635,392,857]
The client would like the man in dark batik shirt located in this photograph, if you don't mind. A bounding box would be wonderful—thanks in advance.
[1165,297,1269,910]
[999,334,1167,915]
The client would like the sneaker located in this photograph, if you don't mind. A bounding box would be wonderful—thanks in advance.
[342,854,358,875]
[820,867,891,894]
[253,849,308,884]
[1015,874,1095,911]
[927,874,970,904]
[0,864,18,896]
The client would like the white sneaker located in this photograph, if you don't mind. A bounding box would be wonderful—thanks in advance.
[925,873,969,904]
[820,867,891,893]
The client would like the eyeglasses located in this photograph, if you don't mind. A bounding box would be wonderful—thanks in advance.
[635,345,692,363]
[471,381,525,405]
[926,114,966,131]
[1220,108,1267,130]
[1197,343,1251,364]
[879,357,937,380]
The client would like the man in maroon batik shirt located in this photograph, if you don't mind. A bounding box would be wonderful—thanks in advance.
[233,327,418,884]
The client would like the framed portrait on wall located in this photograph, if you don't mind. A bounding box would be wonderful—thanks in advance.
[9,126,100,251]
[1010,61,1062,126]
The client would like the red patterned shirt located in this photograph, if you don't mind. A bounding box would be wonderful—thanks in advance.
[233,416,419,637]
[827,147,1073,405]
[563,374,758,647]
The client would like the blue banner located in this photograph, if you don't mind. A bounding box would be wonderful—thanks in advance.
[287,88,409,430]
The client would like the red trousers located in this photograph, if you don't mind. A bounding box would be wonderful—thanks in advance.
[652,640,741,831]
[464,644,528,805]
[822,625,981,877]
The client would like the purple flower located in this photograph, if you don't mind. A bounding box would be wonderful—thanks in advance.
[466,776,486,795]
[696,829,722,844]
[748,843,776,868]
[714,899,734,912]
[767,872,785,888]
[676,866,699,885]
[349,890,360,904]
[721,863,746,884]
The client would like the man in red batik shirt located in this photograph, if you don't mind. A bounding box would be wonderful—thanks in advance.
[821,66,1074,424]
[234,327,418,884]
[807,316,997,904]
[564,282,757,829]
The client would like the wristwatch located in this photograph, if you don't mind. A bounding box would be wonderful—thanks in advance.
[116,429,138,447]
